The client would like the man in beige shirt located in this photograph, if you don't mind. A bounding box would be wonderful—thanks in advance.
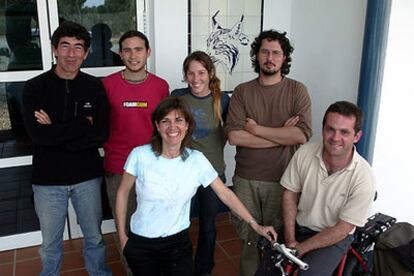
[280,101,376,275]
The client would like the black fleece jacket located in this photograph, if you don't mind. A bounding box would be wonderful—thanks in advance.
[23,68,110,185]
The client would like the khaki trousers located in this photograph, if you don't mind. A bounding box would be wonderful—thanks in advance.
[231,175,283,276]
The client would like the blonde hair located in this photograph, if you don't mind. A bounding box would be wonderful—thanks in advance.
[183,51,223,123]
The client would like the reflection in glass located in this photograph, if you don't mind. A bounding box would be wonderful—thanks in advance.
[83,23,123,67]
[57,0,136,68]
[0,82,33,158]
[0,0,43,71]
[0,165,39,237]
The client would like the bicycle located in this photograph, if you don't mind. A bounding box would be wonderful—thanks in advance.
[256,213,396,276]
[256,238,309,276]
[336,213,396,276]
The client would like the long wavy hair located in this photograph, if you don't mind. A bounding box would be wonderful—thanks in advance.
[183,51,223,123]
[150,97,195,160]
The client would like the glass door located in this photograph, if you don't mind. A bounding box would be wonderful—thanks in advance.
[46,0,149,238]
[0,0,148,249]
[0,0,56,251]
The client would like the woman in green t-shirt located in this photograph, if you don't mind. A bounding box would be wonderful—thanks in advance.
[171,51,230,275]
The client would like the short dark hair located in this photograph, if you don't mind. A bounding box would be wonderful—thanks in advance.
[119,30,149,51]
[250,29,294,76]
[51,21,91,50]
[322,101,364,133]
[150,97,195,160]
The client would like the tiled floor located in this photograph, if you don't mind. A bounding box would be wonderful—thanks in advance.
[0,212,242,276]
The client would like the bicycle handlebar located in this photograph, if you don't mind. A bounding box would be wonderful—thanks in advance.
[271,242,309,271]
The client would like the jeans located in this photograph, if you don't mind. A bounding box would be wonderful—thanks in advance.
[192,184,221,274]
[33,178,112,276]
[123,229,192,276]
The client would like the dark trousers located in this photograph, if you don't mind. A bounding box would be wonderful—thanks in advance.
[295,224,353,276]
[192,175,225,274]
[123,229,193,276]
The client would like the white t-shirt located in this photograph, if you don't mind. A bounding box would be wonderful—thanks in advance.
[124,144,218,237]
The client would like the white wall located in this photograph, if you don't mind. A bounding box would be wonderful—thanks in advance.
[288,0,367,140]
[372,0,414,224]
[263,0,292,33]
[152,0,295,91]
[151,0,367,184]
[152,1,367,127]
[152,0,188,90]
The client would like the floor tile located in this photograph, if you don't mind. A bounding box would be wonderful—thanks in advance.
[216,223,238,241]
[213,243,228,263]
[61,251,84,272]
[218,238,243,258]
[0,250,14,264]
[216,212,231,224]
[63,238,83,252]
[61,268,88,276]
[16,245,39,261]
[0,263,13,276]
[106,243,121,262]
[212,259,238,276]
[107,261,127,276]
[103,233,116,245]
[15,258,42,276]
[9,211,241,275]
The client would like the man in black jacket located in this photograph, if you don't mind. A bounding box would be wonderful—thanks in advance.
[23,21,111,276]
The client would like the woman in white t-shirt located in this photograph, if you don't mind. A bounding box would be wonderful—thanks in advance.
[116,97,276,276]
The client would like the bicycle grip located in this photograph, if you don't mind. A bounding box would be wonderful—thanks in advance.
[272,243,309,270]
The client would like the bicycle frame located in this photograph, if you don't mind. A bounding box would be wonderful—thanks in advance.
[336,212,396,276]
[336,246,370,276]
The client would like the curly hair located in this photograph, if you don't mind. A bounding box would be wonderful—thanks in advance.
[250,29,294,76]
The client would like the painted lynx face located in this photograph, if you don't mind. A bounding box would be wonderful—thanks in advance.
[206,10,249,73]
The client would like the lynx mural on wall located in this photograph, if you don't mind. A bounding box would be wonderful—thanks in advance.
[206,10,249,74]
[190,0,263,91]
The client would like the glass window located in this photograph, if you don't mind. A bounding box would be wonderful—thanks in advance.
[56,0,137,67]
[0,0,43,72]
[0,165,39,237]
[0,81,33,158]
